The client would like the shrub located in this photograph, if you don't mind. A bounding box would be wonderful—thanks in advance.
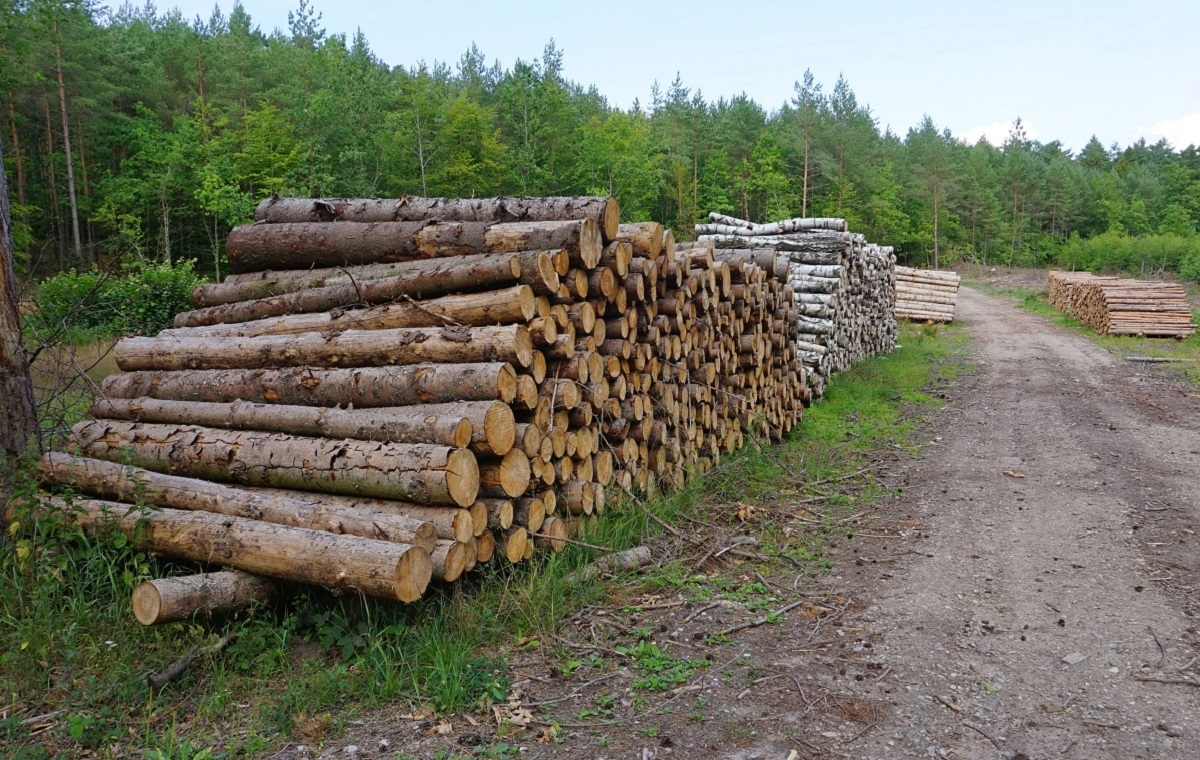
[27,260,204,342]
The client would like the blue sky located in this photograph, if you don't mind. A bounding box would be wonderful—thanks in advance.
[145,0,1200,152]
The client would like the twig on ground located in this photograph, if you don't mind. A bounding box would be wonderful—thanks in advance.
[933,694,961,713]
[962,720,1002,749]
[712,599,807,638]
[1135,676,1200,687]
[1148,626,1167,669]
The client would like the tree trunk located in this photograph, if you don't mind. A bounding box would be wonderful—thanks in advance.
[244,487,479,542]
[226,219,600,274]
[99,363,518,408]
[254,195,621,241]
[9,497,431,602]
[6,98,26,207]
[113,324,534,372]
[167,285,537,338]
[0,131,36,460]
[38,452,439,549]
[132,571,274,626]
[71,420,480,507]
[53,17,81,263]
[91,397,514,456]
[188,249,559,315]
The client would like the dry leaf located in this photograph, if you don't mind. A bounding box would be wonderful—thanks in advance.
[735,502,756,522]
[426,719,452,735]
[1002,470,1026,478]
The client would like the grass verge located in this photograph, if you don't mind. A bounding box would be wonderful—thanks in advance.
[0,321,968,758]
[967,279,1200,383]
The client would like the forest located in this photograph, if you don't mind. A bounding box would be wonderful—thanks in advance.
[4,0,1200,318]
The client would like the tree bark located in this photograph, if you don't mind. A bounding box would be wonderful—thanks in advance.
[254,195,620,241]
[132,571,274,626]
[114,324,534,372]
[100,363,517,408]
[242,487,478,542]
[185,250,559,320]
[0,130,36,460]
[91,396,513,452]
[166,285,537,338]
[226,219,600,274]
[617,222,664,258]
[10,497,431,602]
[38,452,438,549]
[71,420,480,507]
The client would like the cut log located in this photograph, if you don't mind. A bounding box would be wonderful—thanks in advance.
[478,449,531,498]
[12,497,431,601]
[254,195,620,241]
[182,251,558,324]
[431,540,470,582]
[617,222,664,258]
[132,571,274,626]
[114,325,534,372]
[99,363,517,408]
[71,420,480,507]
[38,453,438,550]
[168,285,537,337]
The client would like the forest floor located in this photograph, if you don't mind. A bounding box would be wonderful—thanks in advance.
[303,286,1200,759]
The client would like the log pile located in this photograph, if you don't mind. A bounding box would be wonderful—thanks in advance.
[1047,271,1196,338]
[894,266,960,323]
[695,212,897,397]
[23,195,811,619]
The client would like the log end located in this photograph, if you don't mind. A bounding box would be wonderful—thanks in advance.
[131,581,164,626]
[535,515,568,553]
[475,530,496,564]
[498,449,531,498]
[447,448,481,507]
[432,540,468,583]
[502,526,528,563]
[496,363,518,404]
[600,197,621,243]
[394,545,433,603]
[481,401,516,457]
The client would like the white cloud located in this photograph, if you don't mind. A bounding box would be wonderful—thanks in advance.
[959,120,1039,146]
[1140,113,1200,149]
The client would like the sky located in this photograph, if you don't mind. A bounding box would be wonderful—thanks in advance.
[143,0,1200,153]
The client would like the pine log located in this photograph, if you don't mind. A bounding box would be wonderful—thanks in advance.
[478,449,532,498]
[114,325,534,372]
[165,286,536,339]
[132,571,274,626]
[183,251,558,324]
[618,223,664,258]
[254,195,620,241]
[71,421,480,507]
[13,497,431,601]
[99,363,517,408]
[38,452,439,550]
[431,540,470,582]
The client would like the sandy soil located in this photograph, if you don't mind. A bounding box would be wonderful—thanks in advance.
[837,288,1200,759]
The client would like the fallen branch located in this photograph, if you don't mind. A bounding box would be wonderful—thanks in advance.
[1135,675,1200,687]
[147,632,236,691]
[570,546,651,581]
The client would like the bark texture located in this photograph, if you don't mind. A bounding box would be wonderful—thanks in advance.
[132,571,274,626]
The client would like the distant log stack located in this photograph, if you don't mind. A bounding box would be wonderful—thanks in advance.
[894,266,960,323]
[24,195,812,620]
[696,212,896,398]
[1047,271,1196,338]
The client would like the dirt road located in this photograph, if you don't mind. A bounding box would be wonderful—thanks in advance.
[842,287,1200,759]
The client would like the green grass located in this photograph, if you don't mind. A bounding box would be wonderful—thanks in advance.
[968,280,1200,383]
[0,321,967,757]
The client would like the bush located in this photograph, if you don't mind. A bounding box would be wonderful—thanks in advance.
[27,260,204,342]
[1057,232,1200,280]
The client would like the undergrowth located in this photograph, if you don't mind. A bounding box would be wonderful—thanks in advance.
[0,321,966,757]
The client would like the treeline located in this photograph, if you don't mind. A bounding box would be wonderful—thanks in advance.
[4,0,1200,284]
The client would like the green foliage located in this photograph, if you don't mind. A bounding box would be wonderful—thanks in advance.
[1057,231,1200,279]
[27,260,205,342]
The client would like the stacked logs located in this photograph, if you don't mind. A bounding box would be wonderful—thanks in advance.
[894,266,960,323]
[1046,271,1196,338]
[23,196,808,618]
[695,212,896,398]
